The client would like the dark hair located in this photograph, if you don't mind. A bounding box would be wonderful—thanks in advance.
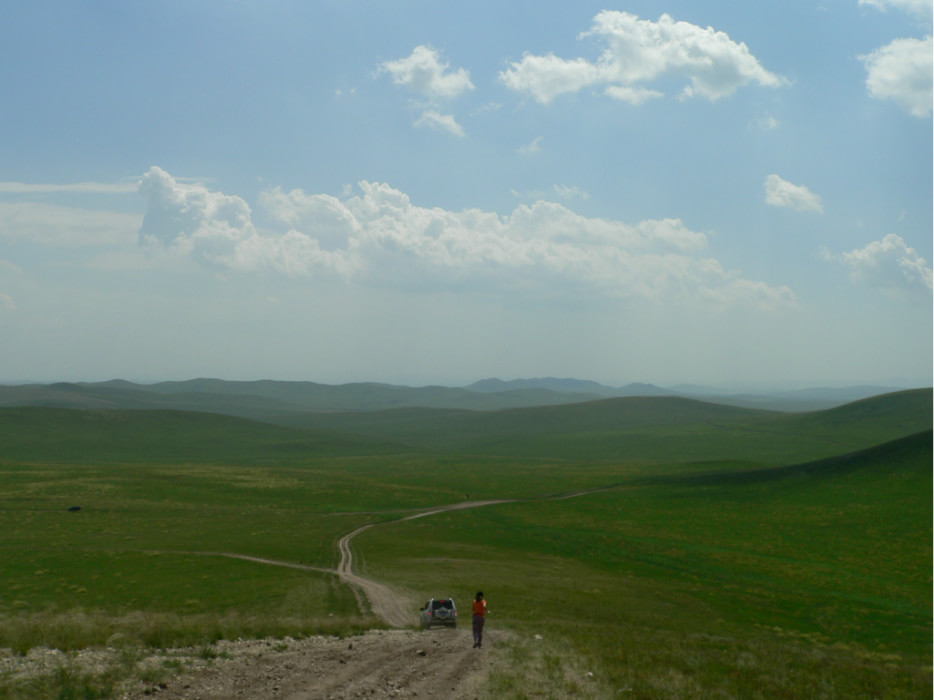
[476,591,483,599]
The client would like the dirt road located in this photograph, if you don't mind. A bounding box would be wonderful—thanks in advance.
[332,500,514,629]
[121,628,495,699]
[117,499,519,698]
[335,524,416,628]
[2,492,615,697]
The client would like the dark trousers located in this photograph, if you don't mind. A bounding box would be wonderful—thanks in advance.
[472,615,485,646]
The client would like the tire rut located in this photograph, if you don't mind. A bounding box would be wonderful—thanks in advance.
[120,492,606,698]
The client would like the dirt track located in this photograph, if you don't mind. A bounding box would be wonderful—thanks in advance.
[120,628,496,699]
[116,500,518,699]
[335,524,413,628]
[6,495,605,697]
[332,500,513,629]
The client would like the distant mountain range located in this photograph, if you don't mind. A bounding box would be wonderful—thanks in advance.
[465,377,672,397]
[463,377,909,409]
[0,377,920,420]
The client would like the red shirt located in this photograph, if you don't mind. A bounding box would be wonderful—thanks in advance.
[472,599,487,617]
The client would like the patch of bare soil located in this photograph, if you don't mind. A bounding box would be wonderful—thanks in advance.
[118,628,497,699]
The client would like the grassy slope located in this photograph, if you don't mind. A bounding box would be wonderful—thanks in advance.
[146,378,603,411]
[283,388,932,465]
[0,392,929,697]
[3,379,923,418]
[359,430,932,697]
[0,379,603,416]
[0,407,408,464]
[0,381,312,415]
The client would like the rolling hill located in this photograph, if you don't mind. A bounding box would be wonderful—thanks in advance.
[1,377,916,419]
[1,388,928,468]
[0,378,604,416]
[278,389,932,462]
[0,407,407,464]
[0,381,929,698]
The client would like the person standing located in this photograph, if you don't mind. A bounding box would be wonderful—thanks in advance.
[472,591,489,648]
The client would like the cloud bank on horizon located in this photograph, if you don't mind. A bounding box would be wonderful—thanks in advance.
[137,166,795,311]
[0,2,930,386]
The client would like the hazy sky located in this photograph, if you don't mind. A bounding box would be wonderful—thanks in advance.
[1,1,931,388]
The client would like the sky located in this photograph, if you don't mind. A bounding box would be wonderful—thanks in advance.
[0,0,931,389]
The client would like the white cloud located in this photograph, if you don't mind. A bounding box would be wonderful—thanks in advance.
[379,45,474,100]
[860,36,933,118]
[764,174,824,213]
[824,233,933,299]
[518,136,544,155]
[0,201,140,246]
[140,167,793,311]
[139,166,254,248]
[414,110,466,137]
[500,53,601,104]
[258,186,361,256]
[602,85,664,105]
[0,292,14,311]
[859,0,933,17]
[379,46,473,137]
[511,188,548,200]
[499,11,785,104]
[552,184,589,201]
[753,113,780,131]
[138,167,351,277]
[0,181,138,194]
[698,277,798,312]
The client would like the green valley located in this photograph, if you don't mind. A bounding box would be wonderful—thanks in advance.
[0,387,930,698]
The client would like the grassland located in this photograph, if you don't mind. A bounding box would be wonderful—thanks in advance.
[0,389,930,698]
[360,430,931,696]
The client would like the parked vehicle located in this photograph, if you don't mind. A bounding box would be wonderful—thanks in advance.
[420,597,458,628]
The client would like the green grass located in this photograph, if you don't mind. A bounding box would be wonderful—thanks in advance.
[358,431,932,697]
[285,388,933,464]
[0,392,930,698]
[0,407,407,465]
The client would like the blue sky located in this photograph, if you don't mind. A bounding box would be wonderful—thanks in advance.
[0,1,931,388]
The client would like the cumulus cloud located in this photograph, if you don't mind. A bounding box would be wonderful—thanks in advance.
[860,36,933,117]
[824,234,933,299]
[414,110,466,137]
[378,45,474,136]
[139,167,794,311]
[138,167,350,276]
[500,53,603,104]
[0,202,140,246]
[139,166,253,248]
[379,45,474,100]
[859,0,932,17]
[258,186,359,252]
[499,11,784,104]
[764,174,824,213]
